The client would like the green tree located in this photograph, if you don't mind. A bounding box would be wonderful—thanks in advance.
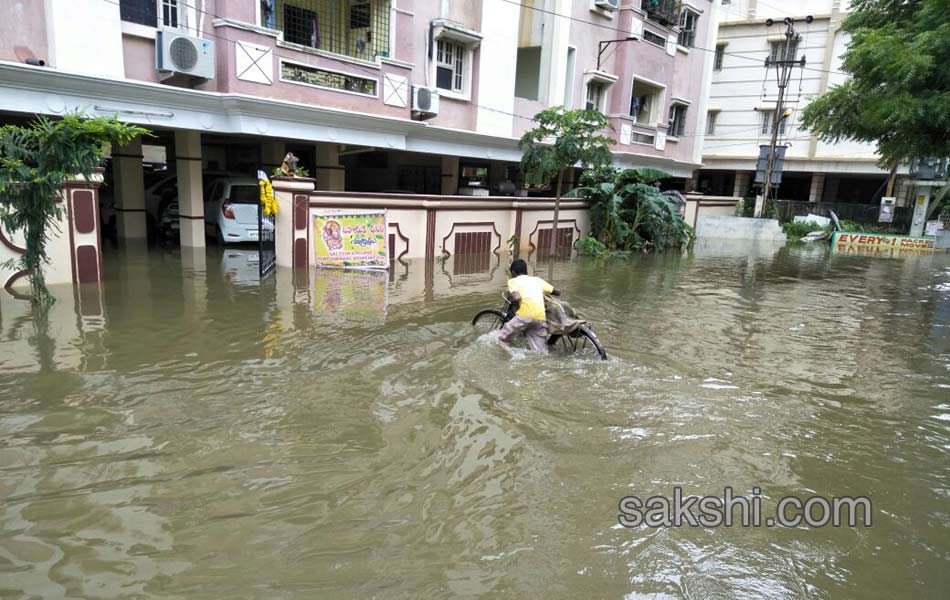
[0,114,147,304]
[800,0,950,166]
[519,107,614,256]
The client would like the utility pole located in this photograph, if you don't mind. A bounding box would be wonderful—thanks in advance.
[755,16,811,218]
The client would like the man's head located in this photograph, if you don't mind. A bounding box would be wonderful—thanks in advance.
[510,259,528,277]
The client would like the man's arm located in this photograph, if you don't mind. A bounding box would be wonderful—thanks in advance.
[542,280,561,296]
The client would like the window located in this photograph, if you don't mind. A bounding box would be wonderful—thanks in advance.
[768,39,799,65]
[564,47,577,107]
[586,81,606,112]
[677,9,699,48]
[284,4,318,47]
[120,0,157,27]
[515,47,542,100]
[669,103,687,137]
[350,1,371,28]
[281,61,378,96]
[643,30,667,48]
[630,79,664,126]
[706,111,718,135]
[161,0,179,28]
[273,1,392,60]
[714,44,726,70]
[436,39,465,93]
[760,110,787,135]
[120,0,184,28]
[631,132,656,145]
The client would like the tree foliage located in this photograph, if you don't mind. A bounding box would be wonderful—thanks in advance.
[0,115,147,303]
[520,107,614,255]
[800,0,950,165]
[571,167,693,254]
[519,107,614,188]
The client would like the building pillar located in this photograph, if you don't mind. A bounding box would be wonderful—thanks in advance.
[808,173,825,203]
[441,156,459,195]
[175,130,205,248]
[112,137,147,239]
[262,140,286,175]
[732,172,751,198]
[315,143,345,191]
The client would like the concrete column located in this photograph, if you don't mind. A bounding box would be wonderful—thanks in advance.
[262,140,285,174]
[732,172,751,198]
[441,156,459,195]
[808,173,825,203]
[175,130,205,248]
[823,177,840,203]
[112,138,147,239]
[314,143,345,191]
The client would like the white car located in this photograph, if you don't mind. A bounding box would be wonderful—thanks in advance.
[203,178,262,244]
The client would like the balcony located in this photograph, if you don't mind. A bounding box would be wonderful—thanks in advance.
[262,0,392,61]
[640,0,681,28]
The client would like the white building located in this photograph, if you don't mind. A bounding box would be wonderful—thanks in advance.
[698,0,908,207]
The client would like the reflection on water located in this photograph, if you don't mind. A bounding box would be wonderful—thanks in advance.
[1,243,949,598]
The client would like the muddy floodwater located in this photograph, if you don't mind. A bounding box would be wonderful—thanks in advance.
[1,241,949,598]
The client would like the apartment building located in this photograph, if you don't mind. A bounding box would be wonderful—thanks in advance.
[698,0,907,205]
[0,0,718,253]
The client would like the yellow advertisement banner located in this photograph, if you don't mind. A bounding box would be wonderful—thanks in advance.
[831,231,934,256]
[313,210,389,269]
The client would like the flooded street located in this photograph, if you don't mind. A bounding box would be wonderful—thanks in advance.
[1,242,949,598]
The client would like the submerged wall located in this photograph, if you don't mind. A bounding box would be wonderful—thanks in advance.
[272,179,592,269]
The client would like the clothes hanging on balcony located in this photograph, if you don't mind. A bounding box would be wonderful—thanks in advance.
[261,0,275,29]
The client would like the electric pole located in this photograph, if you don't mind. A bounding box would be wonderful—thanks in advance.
[755,16,810,218]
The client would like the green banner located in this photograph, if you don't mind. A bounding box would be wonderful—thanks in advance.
[313,210,389,269]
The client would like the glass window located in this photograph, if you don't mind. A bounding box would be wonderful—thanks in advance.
[706,111,718,135]
[585,81,605,112]
[677,9,699,48]
[436,39,465,93]
[760,111,787,135]
[120,0,157,27]
[669,103,687,137]
[714,44,726,70]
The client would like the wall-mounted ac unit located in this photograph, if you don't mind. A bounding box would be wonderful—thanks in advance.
[412,86,440,120]
[595,0,620,11]
[157,29,215,80]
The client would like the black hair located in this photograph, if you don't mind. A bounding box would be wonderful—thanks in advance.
[510,259,528,276]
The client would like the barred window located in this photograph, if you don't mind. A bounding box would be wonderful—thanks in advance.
[274,0,391,60]
[768,39,799,64]
[281,61,377,96]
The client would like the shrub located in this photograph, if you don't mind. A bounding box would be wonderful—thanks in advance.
[782,220,828,239]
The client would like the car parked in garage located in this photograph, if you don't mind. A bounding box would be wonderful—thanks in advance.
[203,177,263,244]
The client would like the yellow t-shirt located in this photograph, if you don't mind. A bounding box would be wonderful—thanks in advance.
[507,275,554,321]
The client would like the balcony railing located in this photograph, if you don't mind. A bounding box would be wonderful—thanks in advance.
[262,0,392,61]
[640,0,681,28]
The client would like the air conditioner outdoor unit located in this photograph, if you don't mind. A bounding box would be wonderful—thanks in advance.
[156,29,215,80]
[595,0,620,11]
[412,86,440,120]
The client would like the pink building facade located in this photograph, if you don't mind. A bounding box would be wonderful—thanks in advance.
[0,0,719,256]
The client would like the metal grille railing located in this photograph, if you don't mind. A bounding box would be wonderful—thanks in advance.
[263,0,392,61]
[640,0,681,27]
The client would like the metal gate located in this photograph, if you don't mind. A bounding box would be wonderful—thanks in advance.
[259,210,276,278]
